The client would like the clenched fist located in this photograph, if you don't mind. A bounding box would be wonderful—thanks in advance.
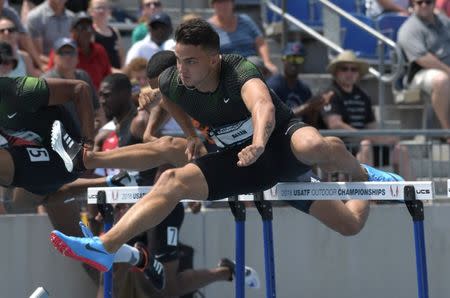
[138,87,162,113]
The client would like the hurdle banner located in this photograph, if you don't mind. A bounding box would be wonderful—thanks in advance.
[87,181,433,204]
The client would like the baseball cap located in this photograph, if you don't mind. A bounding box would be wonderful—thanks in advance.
[53,37,77,52]
[149,12,172,27]
[282,41,305,57]
[0,41,17,69]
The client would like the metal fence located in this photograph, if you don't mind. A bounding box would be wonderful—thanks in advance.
[320,129,450,199]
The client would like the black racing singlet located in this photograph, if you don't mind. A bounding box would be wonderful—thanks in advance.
[0,76,80,147]
[159,54,293,130]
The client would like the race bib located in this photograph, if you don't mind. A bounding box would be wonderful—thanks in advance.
[208,118,253,148]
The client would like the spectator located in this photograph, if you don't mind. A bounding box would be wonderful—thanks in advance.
[208,0,278,74]
[131,0,162,45]
[267,41,330,128]
[0,0,43,70]
[42,37,99,131]
[26,0,75,58]
[47,13,112,90]
[20,0,44,24]
[397,0,450,135]
[365,0,410,18]
[123,57,147,89]
[435,0,450,17]
[0,16,40,76]
[123,57,148,105]
[321,50,411,179]
[89,0,125,71]
[125,12,174,65]
[0,41,17,76]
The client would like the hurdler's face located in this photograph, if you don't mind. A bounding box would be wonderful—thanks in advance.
[175,43,218,89]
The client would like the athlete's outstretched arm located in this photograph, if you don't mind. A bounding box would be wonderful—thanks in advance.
[238,78,275,167]
[45,78,95,142]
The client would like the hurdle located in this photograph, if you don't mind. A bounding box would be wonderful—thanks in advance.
[87,181,433,298]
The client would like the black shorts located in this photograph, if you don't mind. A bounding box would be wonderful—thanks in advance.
[152,203,185,263]
[6,145,80,195]
[194,118,312,200]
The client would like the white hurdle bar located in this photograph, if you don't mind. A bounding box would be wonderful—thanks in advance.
[87,181,433,298]
[87,181,434,204]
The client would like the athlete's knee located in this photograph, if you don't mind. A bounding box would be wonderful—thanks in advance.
[156,168,190,197]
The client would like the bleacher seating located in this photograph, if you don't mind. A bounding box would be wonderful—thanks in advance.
[340,14,378,59]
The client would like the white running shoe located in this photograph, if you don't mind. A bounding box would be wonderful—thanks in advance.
[51,120,85,172]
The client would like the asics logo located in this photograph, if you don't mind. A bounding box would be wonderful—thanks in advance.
[85,243,108,255]
[63,133,74,148]
[7,112,17,119]
[223,98,230,103]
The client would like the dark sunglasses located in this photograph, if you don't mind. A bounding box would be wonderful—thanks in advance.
[338,66,359,73]
[283,56,304,64]
[143,1,161,8]
[0,27,17,34]
[415,0,434,5]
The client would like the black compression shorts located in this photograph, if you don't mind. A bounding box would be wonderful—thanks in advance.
[7,145,80,195]
[194,118,312,200]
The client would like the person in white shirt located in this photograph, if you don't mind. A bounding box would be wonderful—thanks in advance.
[125,12,174,65]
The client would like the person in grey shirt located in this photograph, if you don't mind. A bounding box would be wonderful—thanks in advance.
[26,0,75,57]
[42,37,99,131]
[397,0,450,135]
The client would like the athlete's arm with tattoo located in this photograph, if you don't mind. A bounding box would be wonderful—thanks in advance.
[238,78,275,167]
[161,95,205,160]
[45,78,95,142]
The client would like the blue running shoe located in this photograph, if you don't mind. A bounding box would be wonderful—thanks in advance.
[50,230,115,272]
[361,164,404,181]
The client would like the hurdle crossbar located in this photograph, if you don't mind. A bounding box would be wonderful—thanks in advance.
[87,181,434,204]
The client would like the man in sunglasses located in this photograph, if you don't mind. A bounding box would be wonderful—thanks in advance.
[47,13,112,90]
[321,50,411,179]
[398,0,450,136]
[131,0,163,45]
[268,41,331,128]
[43,37,99,131]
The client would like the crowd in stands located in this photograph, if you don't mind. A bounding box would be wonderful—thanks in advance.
[1,0,450,295]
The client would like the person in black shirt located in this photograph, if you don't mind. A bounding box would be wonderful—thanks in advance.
[322,50,411,179]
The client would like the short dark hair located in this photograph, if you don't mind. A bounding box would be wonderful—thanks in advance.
[102,73,132,94]
[175,18,219,53]
[146,50,177,79]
